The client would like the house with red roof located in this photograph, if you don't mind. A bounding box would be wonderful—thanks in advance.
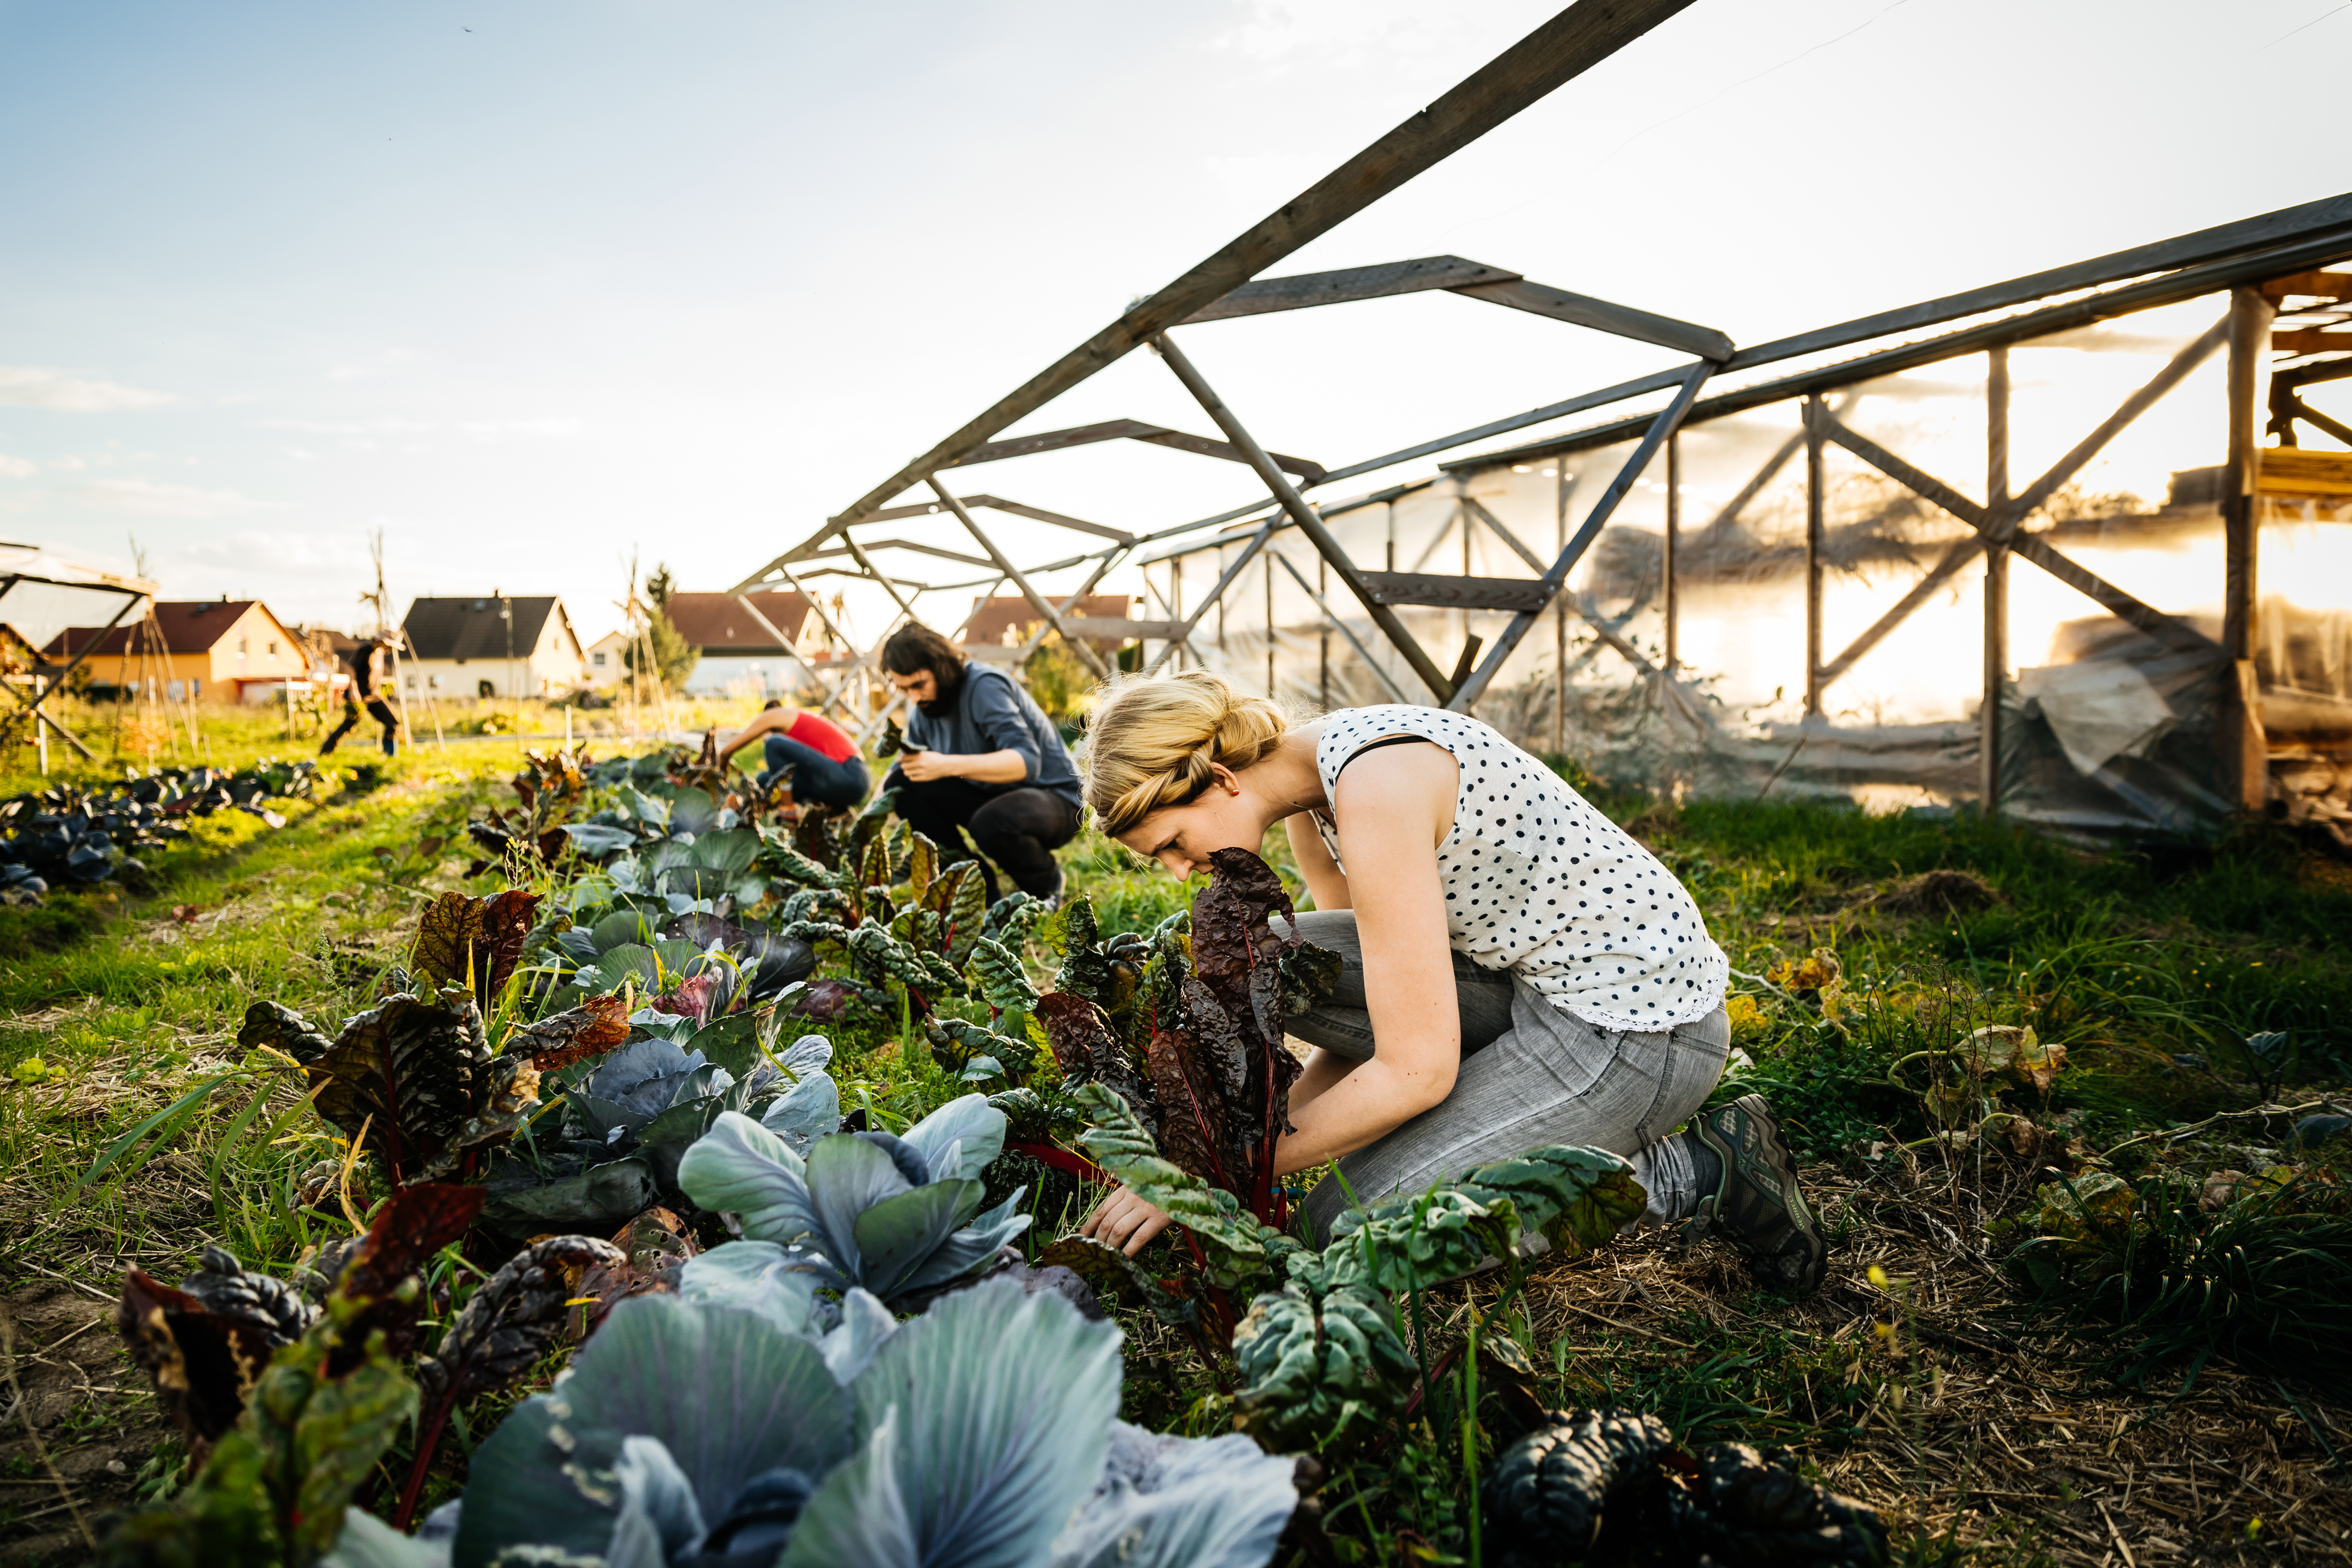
[42,598,308,703]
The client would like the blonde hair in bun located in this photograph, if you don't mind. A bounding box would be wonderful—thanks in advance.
[1082,670,1289,836]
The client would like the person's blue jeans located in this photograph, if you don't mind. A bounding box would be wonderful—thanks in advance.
[761,735,871,809]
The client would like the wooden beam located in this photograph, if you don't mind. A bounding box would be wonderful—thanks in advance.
[926,479,1112,680]
[1720,191,2352,376]
[1820,320,2225,699]
[2267,328,2352,358]
[1460,495,1546,572]
[798,0,1699,548]
[1314,363,1699,490]
[1459,222,2352,474]
[1186,256,1519,322]
[1810,403,1988,529]
[1269,551,1413,704]
[1359,571,1552,613]
[1447,278,1733,361]
[2286,398,2352,451]
[1447,360,1712,711]
[2223,285,2276,812]
[959,496,1135,544]
[1664,433,1679,673]
[1814,406,2213,654]
[1816,536,1985,689]
[809,538,999,571]
[2262,269,2352,301]
[1144,520,1276,676]
[1153,331,1459,701]
[940,419,1324,483]
[2007,318,2229,520]
[1983,347,2011,817]
[1804,397,1825,717]
[1132,429,1327,484]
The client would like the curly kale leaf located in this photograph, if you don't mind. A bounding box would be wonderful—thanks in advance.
[1231,1276,1416,1451]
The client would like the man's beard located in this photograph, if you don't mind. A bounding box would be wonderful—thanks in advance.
[915,665,963,719]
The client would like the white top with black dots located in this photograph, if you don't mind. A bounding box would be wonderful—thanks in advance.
[1312,705,1727,1033]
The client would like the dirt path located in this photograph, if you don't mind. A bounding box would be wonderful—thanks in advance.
[1,1283,170,1565]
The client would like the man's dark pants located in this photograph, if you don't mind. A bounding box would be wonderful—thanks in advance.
[883,770,1077,900]
[760,736,871,809]
[322,698,399,758]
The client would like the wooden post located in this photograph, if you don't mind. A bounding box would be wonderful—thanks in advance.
[34,676,47,776]
[1170,562,1184,671]
[1264,549,1276,697]
[1459,483,1474,662]
[1981,347,2012,815]
[1803,397,1826,716]
[1318,555,1330,709]
[2223,284,2277,811]
[1663,433,1680,674]
[1554,464,1569,752]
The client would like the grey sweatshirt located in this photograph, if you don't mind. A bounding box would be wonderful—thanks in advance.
[901,664,1082,806]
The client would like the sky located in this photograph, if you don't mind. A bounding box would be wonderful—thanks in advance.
[1,0,2348,648]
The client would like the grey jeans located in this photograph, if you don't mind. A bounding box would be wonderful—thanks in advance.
[1282,910,1731,1242]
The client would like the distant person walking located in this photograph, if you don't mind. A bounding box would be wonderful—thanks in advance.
[320,635,399,758]
[715,700,871,810]
[879,623,1080,903]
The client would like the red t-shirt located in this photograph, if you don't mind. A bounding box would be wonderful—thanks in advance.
[786,710,858,762]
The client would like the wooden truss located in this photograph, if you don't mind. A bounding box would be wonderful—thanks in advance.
[733,0,2352,809]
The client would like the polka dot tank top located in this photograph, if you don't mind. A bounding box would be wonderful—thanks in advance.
[1313,705,1727,1032]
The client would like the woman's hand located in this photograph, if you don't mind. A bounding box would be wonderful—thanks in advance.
[1080,1187,1173,1255]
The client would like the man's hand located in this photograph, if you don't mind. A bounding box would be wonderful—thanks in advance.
[895,748,957,783]
[1081,1187,1173,1256]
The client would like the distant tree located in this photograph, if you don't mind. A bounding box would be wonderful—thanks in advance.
[626,561,700,691]
[1021,629,1096,726]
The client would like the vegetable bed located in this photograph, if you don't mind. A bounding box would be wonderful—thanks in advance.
[5,737,2351,1567]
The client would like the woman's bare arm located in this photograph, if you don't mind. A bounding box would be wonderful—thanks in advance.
[715,706,794,763]
[1085,740,1459,1254]
[1285,812,1350,911]
[1268,742,1458,1173]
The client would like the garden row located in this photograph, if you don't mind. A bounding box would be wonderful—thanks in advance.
[43,740,2352,1565]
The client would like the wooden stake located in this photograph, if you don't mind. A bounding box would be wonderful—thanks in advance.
[1664,433,1680,674]
[1982,347,2010,817]
[1804,397,1826,717]
[2223,285,2275,811]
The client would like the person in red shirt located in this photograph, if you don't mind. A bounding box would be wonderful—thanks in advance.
[715,700,871,809]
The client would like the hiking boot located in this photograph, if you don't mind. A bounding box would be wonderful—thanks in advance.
[1686,1094,1827,1291]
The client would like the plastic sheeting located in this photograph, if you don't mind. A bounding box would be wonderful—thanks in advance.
[1142,291,2350,839]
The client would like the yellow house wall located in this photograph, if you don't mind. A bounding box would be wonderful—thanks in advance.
[204,605,308,700]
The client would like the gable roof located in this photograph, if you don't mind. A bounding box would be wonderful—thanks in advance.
[960,594,1133,649]
[43,599,288,659]
[660,591,818,654]
[0,623,36,671]
[290,624,361,657]
[401,596,564,661]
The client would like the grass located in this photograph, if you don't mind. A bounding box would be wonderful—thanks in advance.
[4,732,2351,1565]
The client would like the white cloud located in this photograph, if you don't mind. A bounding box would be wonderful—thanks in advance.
[263,416,436,435]
[0,454,35,478]
[327,349,423,384]
[455,416,580,438]
[76,478,280,518]
[0,365,174,410]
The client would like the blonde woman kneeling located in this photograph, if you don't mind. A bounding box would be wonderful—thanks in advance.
[1076,672,1826,1291]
